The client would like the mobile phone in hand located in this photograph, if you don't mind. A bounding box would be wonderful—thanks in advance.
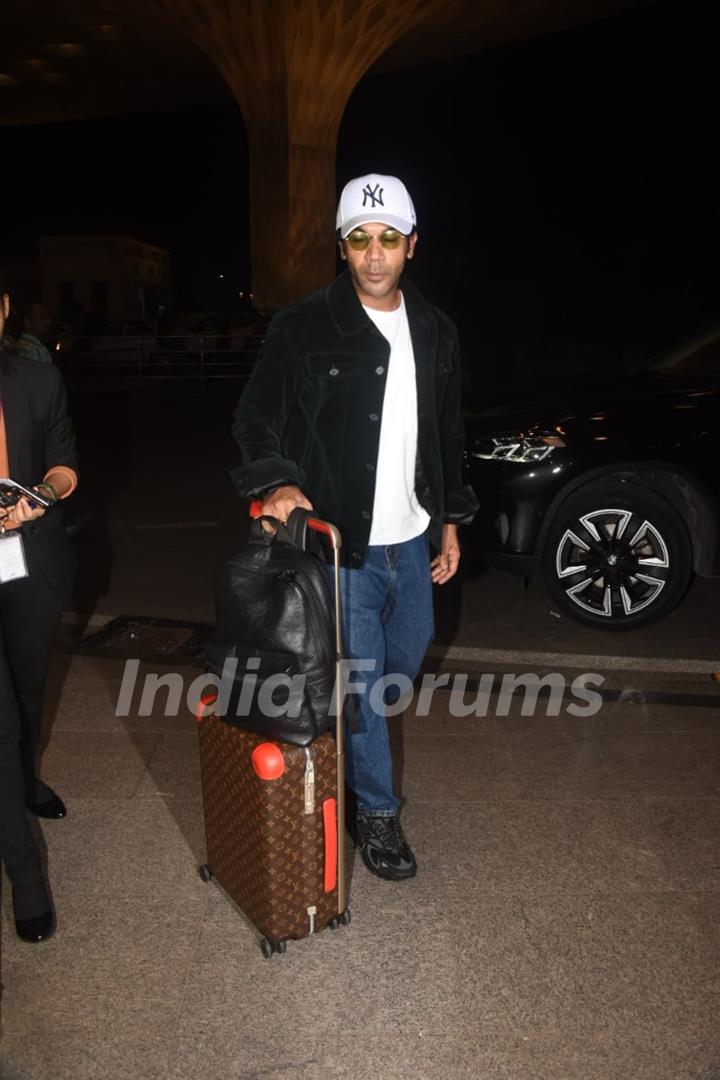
[0,478,52,510]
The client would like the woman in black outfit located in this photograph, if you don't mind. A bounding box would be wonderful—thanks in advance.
[0,277,79,942]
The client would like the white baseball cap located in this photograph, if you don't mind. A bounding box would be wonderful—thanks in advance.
[336,174,416,238]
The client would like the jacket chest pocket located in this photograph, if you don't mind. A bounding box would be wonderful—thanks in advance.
[304,355,366,382]
[300,355,376,427]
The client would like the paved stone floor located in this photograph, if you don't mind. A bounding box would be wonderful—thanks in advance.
[1,648,719,1080]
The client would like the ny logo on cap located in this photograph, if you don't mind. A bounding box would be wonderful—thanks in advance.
[362,183,384,209]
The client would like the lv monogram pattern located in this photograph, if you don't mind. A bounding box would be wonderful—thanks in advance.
[199,714,339,942]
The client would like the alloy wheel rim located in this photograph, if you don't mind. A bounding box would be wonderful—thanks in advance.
[555,507,670,617]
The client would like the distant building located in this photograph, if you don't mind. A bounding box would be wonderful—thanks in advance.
[38,235,171,331]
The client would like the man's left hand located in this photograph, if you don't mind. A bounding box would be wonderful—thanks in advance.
[430,524,461,585]
[0,496,47,530]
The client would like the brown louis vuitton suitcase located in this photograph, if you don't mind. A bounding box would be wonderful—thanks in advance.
[196,512,349,957]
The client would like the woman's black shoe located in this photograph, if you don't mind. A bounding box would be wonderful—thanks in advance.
[27,791,67,819]
[15,908,55,943]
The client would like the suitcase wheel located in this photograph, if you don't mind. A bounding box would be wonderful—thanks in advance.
[328,909,351,931]
[198,864,213,883]
[260,937,287,958]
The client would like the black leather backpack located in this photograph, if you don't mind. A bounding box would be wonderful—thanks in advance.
[204,510,336,746]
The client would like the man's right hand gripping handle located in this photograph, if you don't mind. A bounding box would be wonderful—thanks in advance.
[260,485,313,524]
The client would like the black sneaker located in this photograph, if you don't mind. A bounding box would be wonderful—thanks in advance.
[356,811,417,881]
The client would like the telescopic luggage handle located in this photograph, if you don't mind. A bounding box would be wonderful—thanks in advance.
[249,500,347,916]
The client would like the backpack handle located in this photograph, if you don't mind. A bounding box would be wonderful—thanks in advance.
[249,503,342,554]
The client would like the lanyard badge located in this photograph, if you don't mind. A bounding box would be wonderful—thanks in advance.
[0,533,29,584]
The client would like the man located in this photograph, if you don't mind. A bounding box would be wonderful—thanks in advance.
[12,298,54,365]
[232,174,478,881]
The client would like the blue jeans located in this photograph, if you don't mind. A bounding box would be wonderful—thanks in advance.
[329,532,434,815]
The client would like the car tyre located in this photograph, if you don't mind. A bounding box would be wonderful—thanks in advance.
[541,481,692,629]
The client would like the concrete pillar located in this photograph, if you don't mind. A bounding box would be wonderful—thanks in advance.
[155,0,444,309]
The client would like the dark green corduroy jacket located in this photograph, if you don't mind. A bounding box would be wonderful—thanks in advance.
[231,271,478,566]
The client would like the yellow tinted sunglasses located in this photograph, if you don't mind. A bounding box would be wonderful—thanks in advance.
[345,228,406,252]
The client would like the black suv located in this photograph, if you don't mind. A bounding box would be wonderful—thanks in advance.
[463,328,720,629]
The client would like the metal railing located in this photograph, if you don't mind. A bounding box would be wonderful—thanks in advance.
[58,333,265,387]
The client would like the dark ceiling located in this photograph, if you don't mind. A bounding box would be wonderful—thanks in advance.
[0,0,653,127]
[0,2,225,125]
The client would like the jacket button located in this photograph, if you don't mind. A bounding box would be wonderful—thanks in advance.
[369,413,379,422]
[352,552,362,563]
[366,462,375,472]
[361,510,370,519]
[375,366,385,375]
[329,366,339,376]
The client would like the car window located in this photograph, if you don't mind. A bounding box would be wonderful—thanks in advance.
[646,331,720,383]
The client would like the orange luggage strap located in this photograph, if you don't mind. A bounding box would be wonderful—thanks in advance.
[322,798,338,893]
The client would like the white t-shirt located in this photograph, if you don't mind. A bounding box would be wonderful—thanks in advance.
[363,294,430,545]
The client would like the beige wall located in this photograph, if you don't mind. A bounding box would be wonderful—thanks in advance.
[38,235,170,324]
